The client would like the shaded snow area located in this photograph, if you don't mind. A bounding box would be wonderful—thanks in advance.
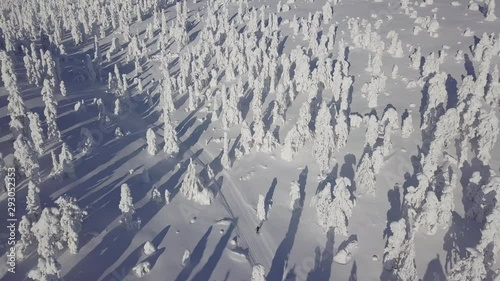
[1,0,500,280]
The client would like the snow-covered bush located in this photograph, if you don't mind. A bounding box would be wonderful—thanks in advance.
[251,264,266,281]
[133,261,151,277]
[143,241,156,255]
[182,249,190,266]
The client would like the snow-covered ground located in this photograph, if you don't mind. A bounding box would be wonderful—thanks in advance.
[0,0,499,280]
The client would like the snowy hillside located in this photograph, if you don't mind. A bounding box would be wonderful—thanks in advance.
[0,0,499,280]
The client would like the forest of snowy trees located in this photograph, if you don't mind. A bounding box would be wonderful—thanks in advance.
[0,0,499,280]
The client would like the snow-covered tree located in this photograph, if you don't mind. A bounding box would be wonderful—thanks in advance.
[383,218,407,270]
[329,177,355,236]
[416,190,440,235]
[393,238,419,281]
[163,113,179,155]
[289,181,302,210]
[401,112,414,139]
[165,190,171,204]
[257,194,267,222]
[13,135,39,179]
[28,257,62,281]
[356,152,376,194]
[41,79,61,141]
[60,81,67,97]
[448,248,486,281]
[28,112,45,156]
[30,207,63,280]
[180,159,213,205]
[16,215,35,259]
[476,110,499,164]
[221,132,231,170]
[119,183,135,217]
[485,0,497,21]
[313,102,336,178]
[251,264,266,281]
[59,143,75,178]
[55,195,87,254]
[365,113,379,147]
[236,121,253,158]
[26,181,41,221]
[146,128,158,155]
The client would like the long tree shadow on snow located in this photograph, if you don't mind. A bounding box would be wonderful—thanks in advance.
[191,220,237,281]
[306,228,335,281]
[63,224,137,281]
[383,185,402,239]
[267,167,308,281]
[265,178,278,215]
[422,254,446,281]
[100,225,170,281]
[175,226,213,281]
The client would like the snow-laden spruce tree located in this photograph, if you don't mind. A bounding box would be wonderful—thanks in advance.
[281,101,312,161]
[313,102,336,179]
[221,132,232,170]
[41,79,61,141]
[28,257,62,281]
[448,247,486,281]
[356,152,376,194]
[335,111,349,149]
[476,110,499,164]
[329,177,355,236]
[393,237,419,281]
[146,128,158,155]
[422,72,448,131]
[60,81,67,97]
[251,264,266,281]
[437,175,456,230]
[477,177,500,266]
[114,98,123,116]
[30,207,63,281]
[401,112,414,138]
[289,181,302,210]
[28,112,45,156]
[55,195,87,254]
[383,218,407,270]
[78,127,95,156]
[236,121,253,158]
[16,215,34,260]
[404,173,430,220]
[485,0,497,21]
[409,47,422,70]
[59,143,75,178]
[119,183,135,220]
[257,194,267,222]
[0,50,28,136]
[180,159,214,205]
[163,113,179,155]
[26,181,41,220]
[14,135,39,179]
[365,113,379,148]
[416,190,440,235]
